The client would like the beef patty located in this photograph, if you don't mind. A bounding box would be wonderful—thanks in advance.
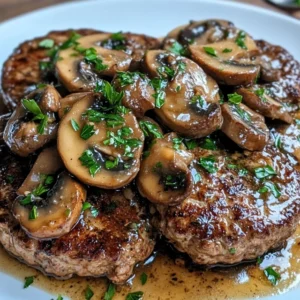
[152,143,300,265]
[0,147,155,284]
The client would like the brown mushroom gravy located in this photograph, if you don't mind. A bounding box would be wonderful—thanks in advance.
[0,18,300,299]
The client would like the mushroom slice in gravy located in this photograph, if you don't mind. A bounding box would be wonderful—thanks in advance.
[189,39,260,86]
[144,50,222,138]
[113,71,155,118]
[137,133,193,206]
[56,34,132,92]
[221,103,269,151]
[3,84,61,157]
[236,86,293,124]
[58,92,92,119]
[13,172,86,240]
[18,147,63,195]
[163,19,236,49]
[57,91,144,189]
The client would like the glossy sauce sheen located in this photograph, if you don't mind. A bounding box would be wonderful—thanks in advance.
[0,226,299,299]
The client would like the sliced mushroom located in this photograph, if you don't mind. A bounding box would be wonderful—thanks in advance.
[137,133,193,206]
[58,93,144,189]
[0,113,11,144]
[113,72,155,118]
[189,39,260,86]
[144,50,222,138]
[18,147,63,195]
[221,103,269,151]
[3,85,61,156]
[236,86,293,124]
[164,19,236,47]
[98,32,160,70]
[56,34,132,92]
[58,92,92,119]
[13,172,86,240]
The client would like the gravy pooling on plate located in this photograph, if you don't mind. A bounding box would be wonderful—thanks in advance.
[0,19,299,299]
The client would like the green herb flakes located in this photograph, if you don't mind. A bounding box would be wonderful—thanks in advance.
[198,155,217,174]
[264,267,281,286]
[39,39,55,49]
[126,291,144,300]
[140,272,148,285]
[203,46,217,57]
[24,276,35,289]
[79,150,101,177]
[228,93,243,105]
[85,285,94,300]
[103,283,116,300]
[254,165,276,179]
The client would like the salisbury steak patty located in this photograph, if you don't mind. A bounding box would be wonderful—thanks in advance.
[152,144,300,265]
[0,147,155,283]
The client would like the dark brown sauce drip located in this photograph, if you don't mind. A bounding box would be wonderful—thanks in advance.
[0,226,299,299]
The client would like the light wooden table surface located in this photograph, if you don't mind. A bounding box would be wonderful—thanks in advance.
[0,0,299,23]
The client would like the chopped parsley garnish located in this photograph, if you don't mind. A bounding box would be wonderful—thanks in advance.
[65,208,71,217]
[39,39,54,49]
[229,248,236,254]
[264,267,281,286]
[103,127,142,158]
[139,120,163,139]
[190,95,206,107]
[19,174,54,211]
[228,93,243,105]
[5,175,14,184]
[235,31,247,50]
[255,87,267,102]
[233,104,251,122]
[80,47,108,71]
[238,168,249,177]
[85,285,94,300]
[29,206,38,220]
[39,31,81,71]
[184,139,198,150]
[153,161,163,173]
[192,172,201,184]
[101,31,126,50]
[198,155,217,174]
[83,109,125,128]
[82,202,92,211]
[153,90,166,108]
[177,61,186,72]
[24,276,35,289]
[172,137,183,150]
[116,71,145,87]
[90,207,99,218]
[79,150,101,177]
[151,78,168,91]
[126,291,144,300]
[103,283,116,300]
[99,81,125,108]
[175,85,181,92]
[70,119,80,131]
[203,46,217,57]
[22,99,48,134]
[258,182,281,198]
[56,295,64,300]
[140,272,148,285]
[222,48,232,53]
[168,41,188,56]
[275,135,282,149]
[158,65,175,79]
[105,157,119,170]
[80,124,95,140]
[200,138,217,150]
[254,165,276,179]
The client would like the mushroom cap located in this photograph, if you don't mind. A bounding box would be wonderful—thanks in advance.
[57,93,144,189]
[221,103,269,151]
[113,72,155,118]
[18,147,63,195]
[163,19,236,47]
[144,50,223,138]
[189,39,260,86]
[3,85,60,157]
[58,92,93,119]
[236,86,293,124]
[56,34,132,92]
[13,172,86,240]
[137,133,194,206]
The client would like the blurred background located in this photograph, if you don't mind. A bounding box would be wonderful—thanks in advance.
[0,0,299,22]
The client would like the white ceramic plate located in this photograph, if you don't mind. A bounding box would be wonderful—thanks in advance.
[0,0,299,299]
